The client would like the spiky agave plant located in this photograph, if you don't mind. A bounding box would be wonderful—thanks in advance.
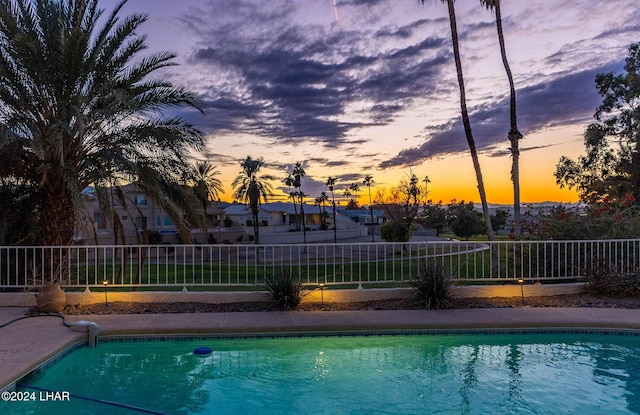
[409,261,454,309]
[264,268,304,310]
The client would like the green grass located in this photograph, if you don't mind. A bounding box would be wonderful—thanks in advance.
[439,233,512,241]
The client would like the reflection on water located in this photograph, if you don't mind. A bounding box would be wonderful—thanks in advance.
[4,333,640,415]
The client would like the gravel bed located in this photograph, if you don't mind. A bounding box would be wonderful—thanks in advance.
[60,293,640,315]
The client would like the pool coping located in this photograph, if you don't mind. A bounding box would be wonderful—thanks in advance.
[2,307,640,392]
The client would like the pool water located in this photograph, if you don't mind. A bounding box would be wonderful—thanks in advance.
[3,332,640,415]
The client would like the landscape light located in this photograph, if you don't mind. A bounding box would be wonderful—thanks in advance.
[103,280,109,305]
[518,279,525,304]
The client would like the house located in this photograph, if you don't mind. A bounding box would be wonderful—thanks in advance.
[338,208,386,225]
[76,185,244,245]
[224,202,323,230]
[260,202,323,229]
[76,185,167,244]
[76,189,369,245]
[223,202,368,243]
[223,204,253,227]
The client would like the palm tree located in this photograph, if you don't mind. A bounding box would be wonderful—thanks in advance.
[192,161,224,210]
[190,160,224,241]
[315,192,330,229]
[326,176,338,243]
[343,189,353,206]
[0,0,204,264]
[363,175,375,241]
[420,0,495,240]
[423,176,431,202]
[283,173,299,229]
[292,162,307,244]
[481,0,522,238]
[348,183,360,209]
[232,156,275,244]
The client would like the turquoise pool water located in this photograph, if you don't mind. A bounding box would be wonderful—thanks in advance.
[2,332,640,415]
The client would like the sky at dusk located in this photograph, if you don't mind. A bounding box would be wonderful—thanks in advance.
[104,0,640,205]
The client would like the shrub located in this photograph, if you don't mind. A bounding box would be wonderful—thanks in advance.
[380,220,411,242]
[583,258,640,296]
[409,261,453,309]
[521,196,640,240]
[264,268,304,310]
[148,230,162,244]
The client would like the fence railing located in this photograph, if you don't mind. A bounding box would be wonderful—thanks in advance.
[2,239,640,289]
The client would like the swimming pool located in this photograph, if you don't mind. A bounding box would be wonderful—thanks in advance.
[2,332,640,415]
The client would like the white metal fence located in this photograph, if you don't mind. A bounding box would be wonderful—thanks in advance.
[2,239,640,289]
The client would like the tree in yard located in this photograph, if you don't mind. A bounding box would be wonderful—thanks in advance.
[342,188,352,211]
[232,156,275,244]
[556,43,640,204]
[375,172,429,242]
[423,176,431,201]
[315,192,330,230]
[419,0,495,241]
[363,174,375,241]
[283,173,299,229]
[0,0,205,253]
[446,201,484,241]
[191,160,224,211]
[326,176,338,242]
[292,162,307,243]
[417,203,447,236]
[481,0,523,239]
[343,183,360,210]
[189,160,224,241]
[490,209,510,233]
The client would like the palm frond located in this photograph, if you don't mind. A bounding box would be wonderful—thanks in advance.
[0,0,205,246]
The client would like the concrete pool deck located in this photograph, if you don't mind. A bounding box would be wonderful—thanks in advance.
[2,306,640,391]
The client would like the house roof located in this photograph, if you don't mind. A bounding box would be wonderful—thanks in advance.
[260,202,317,215]
[224,204,251,215]
[339,208,385,218]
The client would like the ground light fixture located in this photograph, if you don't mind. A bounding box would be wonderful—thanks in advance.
[103,280,109,305]
[319,283,325,305]
[518,279,525,304]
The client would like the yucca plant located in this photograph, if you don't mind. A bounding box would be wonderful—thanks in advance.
[264,268,304,310]
[409,261,454,309]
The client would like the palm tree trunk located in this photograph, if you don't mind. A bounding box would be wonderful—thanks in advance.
[446,0,495,241]
[252,207,260,244]
[40,186,75,283]
[41,187,76,247]
[291,194,299,230]
[248,182,260,244]
[368,186,375,242]
[494,1,522,239]
[300,201,307,243]
[332,201,337,243]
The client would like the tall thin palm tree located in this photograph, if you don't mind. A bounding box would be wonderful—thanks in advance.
[363,175,375,241]
[0,0,205,252]
[420,0,495,240]
[326,176,338,243]
[191,160,224,241]
[292,162,307,244]
[283,173,299,229]
[232,156,275,244]
[348,183,360,209]
[423,176,431,202]
[481,0,522,238]
[315,192,330,229]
